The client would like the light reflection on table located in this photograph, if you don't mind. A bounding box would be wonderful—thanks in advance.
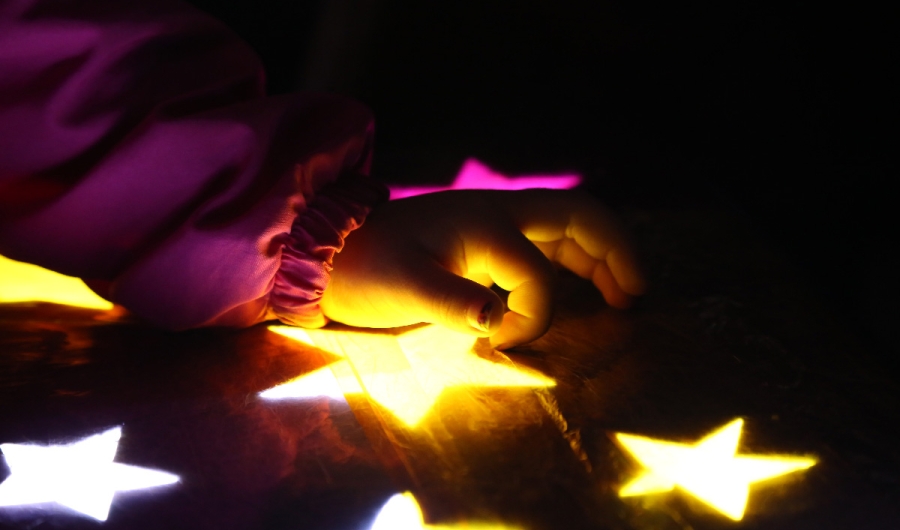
[1,207,895,529]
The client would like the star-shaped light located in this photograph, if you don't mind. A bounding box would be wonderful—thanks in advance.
[0,427,179,521]
[388,158,582,200]
[615,418,816,520]
[260,324,555,427]
[0,254,113,310]
[370,492,432,530]
[370,492,521,530]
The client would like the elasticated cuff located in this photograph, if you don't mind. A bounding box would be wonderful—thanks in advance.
[269,173,388,327]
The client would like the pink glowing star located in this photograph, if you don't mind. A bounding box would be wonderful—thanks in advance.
[388,158,582,200]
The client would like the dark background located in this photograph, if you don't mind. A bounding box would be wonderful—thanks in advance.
[187,0,895,364]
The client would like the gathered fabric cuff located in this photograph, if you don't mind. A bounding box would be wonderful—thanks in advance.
[269,173,388,327]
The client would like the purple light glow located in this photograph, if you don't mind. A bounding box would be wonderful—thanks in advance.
[388,159,582,200]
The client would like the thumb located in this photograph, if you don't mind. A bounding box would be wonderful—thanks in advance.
[397,259,505,337]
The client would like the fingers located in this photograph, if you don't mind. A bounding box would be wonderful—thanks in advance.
[592,260,634,308]
[572,219,647,297]
[533,238,638,308]
[393,255,506,337]
[533,238,596,278]
[493,278,555,349]
[323,189,644,352]
[383,221,557,349]
[492,190,647,298]
[464,223,557,350]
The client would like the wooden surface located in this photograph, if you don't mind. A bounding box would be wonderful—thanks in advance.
[1,206,898,530]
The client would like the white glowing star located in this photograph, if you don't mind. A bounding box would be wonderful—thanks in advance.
[615,418,816,520]
[370,492,522,530]
[261,324,555,427]
[0,254,113,310]
[370,492,427,530]
[0,427,179,521]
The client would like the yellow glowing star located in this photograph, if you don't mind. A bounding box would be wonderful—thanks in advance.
[370,492,522,530]
[615,418,816,520]
[0,255,113,310]
[261,325,555,427]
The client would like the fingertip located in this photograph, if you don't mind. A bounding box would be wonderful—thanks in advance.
[400,260,507,337]
[605,291,637,309]
[466,298,505,336]
[489,332,517,351]
[608,249,649,296]
[593,260,637,308]
[491,340,515,351]
[488,308,552,350]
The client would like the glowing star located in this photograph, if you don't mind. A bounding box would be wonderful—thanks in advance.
[615,418,816,521]
[370,492,521,530]
[0,255,113,310]
[388,158,582,200]
[261,325,555,427]
[370,493,429,530]
[0,427,179,521]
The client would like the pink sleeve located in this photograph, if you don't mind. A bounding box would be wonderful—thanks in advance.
[0,0,387,329]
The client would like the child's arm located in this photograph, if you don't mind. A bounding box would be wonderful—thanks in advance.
[0,0,386,329]
[0,0,644,348]
[322,190,646,349]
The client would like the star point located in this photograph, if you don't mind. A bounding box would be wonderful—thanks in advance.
[387,158,581,200]
[615,418,815,521]
[0,254,113,310]
[262,325,555,427]
[370,491,523,530]
[0,427,179,521]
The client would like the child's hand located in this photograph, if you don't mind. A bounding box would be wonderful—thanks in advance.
[320,189,646,349]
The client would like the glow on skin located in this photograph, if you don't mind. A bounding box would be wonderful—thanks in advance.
[261,324,555,427]
[615,418,816,520]
[0,255,113,310]
[0,427,179,521]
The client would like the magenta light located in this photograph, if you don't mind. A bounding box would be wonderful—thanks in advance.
[388,158,582,200]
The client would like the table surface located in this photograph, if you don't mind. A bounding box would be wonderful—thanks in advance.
[1,207,898,530]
